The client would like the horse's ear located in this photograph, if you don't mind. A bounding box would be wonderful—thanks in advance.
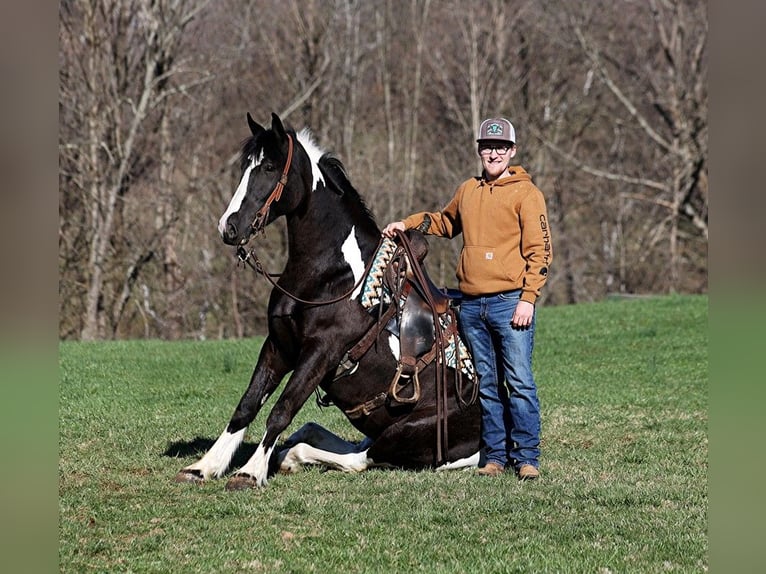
[247,112,264,137]
[271,112,287,140]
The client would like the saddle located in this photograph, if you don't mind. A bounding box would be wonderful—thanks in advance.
[337,229,476,464]
[384,230,457,385]
[336,229,458,385]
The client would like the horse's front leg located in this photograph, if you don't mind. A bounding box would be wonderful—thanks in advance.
[174,336,289,483]
[225,350,335,490]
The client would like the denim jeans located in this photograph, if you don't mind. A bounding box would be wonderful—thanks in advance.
[458,290,540,469]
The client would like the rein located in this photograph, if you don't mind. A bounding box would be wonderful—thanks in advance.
[392,229,451,465]
[236,236,385,307]
[239,230,468,466]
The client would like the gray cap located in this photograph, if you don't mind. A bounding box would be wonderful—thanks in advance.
[477,118,516,144]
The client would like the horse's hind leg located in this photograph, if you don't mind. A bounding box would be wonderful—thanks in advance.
[273,422,374,474]
[174,337,288,483]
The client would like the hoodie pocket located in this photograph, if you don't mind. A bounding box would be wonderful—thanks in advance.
[458,245,506,283]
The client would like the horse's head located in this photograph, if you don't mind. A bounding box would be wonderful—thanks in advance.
[218,112,309,246]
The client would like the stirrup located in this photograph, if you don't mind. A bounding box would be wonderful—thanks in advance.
[388,362,421,404]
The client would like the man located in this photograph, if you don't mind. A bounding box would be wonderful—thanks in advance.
[382,117,552,480]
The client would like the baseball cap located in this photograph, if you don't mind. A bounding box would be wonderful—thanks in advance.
[477,118,515,144]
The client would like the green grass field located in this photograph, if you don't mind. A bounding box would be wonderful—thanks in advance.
[59,294,707,573]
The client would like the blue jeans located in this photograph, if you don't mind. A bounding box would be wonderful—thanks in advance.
[459,290,540,469]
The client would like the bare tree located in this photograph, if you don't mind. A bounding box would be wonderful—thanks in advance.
[59,0,211,339]
[557,0,707,294]
[58,0,708,339]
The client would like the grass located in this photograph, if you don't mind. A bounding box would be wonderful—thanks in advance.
[59,294,707,573]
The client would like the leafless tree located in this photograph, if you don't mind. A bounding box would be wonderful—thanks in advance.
[59,0,212,339]
[58,0,707,339]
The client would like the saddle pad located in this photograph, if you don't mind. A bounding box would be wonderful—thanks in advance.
[358,237,397,309]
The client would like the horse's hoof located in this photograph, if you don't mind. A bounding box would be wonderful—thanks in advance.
[174,469,204,484]
[225,473,259,491]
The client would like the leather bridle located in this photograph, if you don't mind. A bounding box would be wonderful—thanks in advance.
[249,133,294,236]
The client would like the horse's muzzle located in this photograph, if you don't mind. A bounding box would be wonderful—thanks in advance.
[221,220,241,245]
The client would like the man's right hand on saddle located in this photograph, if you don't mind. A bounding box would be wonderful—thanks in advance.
[382,221,405,238]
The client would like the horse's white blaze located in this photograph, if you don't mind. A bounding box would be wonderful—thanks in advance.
[218,155,258,237]
[435,451,481,471]
[387,333,401,360]
[342,226,366,299]
[184,427,245,479]
[296,128,325,192]
[236,433,275,486]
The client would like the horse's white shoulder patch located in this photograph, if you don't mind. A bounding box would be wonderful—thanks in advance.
[342,226,366,299]
[297,128,325,192]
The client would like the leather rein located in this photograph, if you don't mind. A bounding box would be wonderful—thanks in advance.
[237,239,383,307]
[239,219,460,465]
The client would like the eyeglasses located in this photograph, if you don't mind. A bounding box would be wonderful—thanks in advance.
[478,144,512,155]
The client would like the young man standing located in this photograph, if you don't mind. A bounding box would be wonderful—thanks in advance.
[383,117,552,480]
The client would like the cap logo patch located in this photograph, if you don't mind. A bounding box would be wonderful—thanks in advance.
[486,123,503,136]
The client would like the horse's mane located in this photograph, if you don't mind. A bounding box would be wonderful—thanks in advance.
[296,129,377,227]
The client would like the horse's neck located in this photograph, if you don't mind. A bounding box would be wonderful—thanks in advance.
[283,211,379,280]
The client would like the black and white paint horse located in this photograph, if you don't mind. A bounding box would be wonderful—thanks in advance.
[176,113,481,489]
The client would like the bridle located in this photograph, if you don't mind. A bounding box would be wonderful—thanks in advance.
[237,237,384,307]
[249,133,294,236]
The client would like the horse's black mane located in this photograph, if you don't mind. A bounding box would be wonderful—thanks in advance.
[317,153,377,225]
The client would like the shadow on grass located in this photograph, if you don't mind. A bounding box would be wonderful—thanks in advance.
[162,437,259,468]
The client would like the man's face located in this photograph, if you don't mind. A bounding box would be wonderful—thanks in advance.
[478,141,516,180]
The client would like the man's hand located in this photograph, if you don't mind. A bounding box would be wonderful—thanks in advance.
[511,300,535,328]
[382,221,405,238]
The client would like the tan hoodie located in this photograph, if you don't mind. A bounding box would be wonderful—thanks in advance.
[402,165,552,303]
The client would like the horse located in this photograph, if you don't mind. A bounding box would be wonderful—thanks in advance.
[175,112,482,490]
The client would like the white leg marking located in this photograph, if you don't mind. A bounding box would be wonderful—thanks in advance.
[280,444,372,474]
[184,427,246,479]
[236,432,275,487]
[218,155,258,236]
[435,451,481,471]
[277,423,374,473]
[342,226,366,299]
[388,333,401,360]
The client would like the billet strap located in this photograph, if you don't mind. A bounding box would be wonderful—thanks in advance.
[345,392,388,419]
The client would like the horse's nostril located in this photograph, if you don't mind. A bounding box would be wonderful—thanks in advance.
[226,222,237,240]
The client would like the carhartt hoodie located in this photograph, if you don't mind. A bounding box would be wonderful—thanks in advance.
[402,165,552,303]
